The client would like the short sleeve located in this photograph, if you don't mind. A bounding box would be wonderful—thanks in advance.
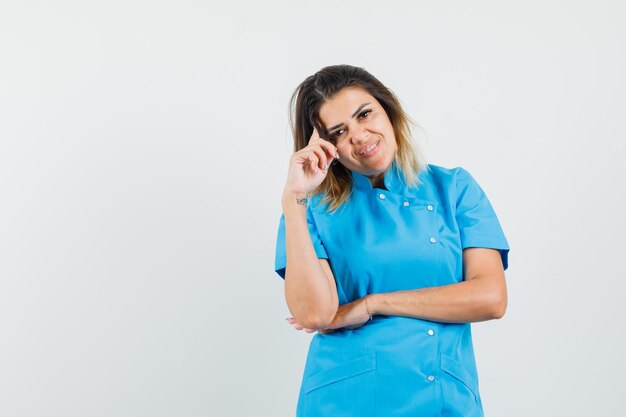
[455,167,510,270]
[274,206,329,279]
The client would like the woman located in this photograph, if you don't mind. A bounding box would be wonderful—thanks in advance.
[274,64,510,417]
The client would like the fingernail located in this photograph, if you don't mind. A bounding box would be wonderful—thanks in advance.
[323,163,327,170]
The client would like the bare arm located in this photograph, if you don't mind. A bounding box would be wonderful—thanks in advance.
[280,127,340,330]
[282,192,339,330]
[367,248,507,323]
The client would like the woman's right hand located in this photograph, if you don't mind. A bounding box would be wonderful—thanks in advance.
[283,127,340,196]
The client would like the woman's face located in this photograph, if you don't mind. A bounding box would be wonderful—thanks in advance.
[318,86,397,178]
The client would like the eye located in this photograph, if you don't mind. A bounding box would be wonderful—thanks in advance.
[330,129,345,140]
[358,110,371,119]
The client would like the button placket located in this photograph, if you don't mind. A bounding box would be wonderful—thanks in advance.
[424,202,438,245]
[425,326,437,385]
[406,200,439,245]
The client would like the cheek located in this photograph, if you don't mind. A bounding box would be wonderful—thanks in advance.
[337,145,358,164]
[337,144,351,157]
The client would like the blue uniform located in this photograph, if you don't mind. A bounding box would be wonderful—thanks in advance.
[274,163,510,417]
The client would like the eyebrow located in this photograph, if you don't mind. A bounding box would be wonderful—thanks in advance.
[327,103,371,132]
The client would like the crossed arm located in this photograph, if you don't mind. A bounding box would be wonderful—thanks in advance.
[368,247,508,323]
[282,193,508,331]
[287,247,507,332]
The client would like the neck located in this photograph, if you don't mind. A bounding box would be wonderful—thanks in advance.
[369,173,387,190]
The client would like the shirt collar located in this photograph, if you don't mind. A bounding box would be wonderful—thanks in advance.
[351,161,407,193]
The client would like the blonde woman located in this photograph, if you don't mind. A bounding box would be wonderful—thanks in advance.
[274,64,510,417]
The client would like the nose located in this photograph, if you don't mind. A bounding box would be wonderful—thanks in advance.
[350,124,369,144]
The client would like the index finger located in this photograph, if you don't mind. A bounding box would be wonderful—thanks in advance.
[309,127,338,155]
[311,126,322,141]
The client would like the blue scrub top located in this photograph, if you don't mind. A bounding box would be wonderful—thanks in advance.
[274,163,510,417]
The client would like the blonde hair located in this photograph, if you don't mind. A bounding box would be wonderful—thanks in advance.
[289,65,428,213]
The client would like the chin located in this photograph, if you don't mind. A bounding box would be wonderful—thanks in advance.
[362,167,388,177]
[348,155,392,175]
[368,157,393,172]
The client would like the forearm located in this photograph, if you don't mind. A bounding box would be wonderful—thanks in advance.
[282,192,337,328]
[368,277,506,324]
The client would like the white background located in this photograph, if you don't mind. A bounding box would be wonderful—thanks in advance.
[1,1,624,416]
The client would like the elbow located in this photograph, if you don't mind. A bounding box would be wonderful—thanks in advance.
[481,275,507,320]
[489,294,508,320]
[298,312,335,330]
[491,302,507,319]
[295,304,337,330]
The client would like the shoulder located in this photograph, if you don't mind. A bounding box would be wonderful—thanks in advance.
[419,163,471,189]
[423,163,471,177]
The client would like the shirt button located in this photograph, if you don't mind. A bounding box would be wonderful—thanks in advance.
[427,375,435,382]
[403,201,409,207]
[427,204,434,211]
[427,329,435,336]
[378,193,386,200]
[429,237,437,244]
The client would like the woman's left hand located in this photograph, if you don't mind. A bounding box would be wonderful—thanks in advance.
[286,296,373,334]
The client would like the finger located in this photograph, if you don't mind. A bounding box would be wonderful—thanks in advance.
[309,136,339,159]
[310,147,329,171]
[319,140,339,159]
[303,154,319,173]
[311,126,321,141]
[286,317,304,330]
[310,142,339,171]
[308,156,318,174]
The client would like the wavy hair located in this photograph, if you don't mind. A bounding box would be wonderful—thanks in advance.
[289,64,427,213]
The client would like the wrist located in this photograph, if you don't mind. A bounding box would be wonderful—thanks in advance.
[364,294,376,318]
[281,190,308,208]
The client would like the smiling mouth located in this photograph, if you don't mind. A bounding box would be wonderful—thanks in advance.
[358,140,380,157]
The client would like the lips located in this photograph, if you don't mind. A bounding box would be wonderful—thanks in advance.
[358,140,380,157]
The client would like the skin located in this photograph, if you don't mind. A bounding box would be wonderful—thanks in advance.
[319,86,397,187]
[284,86,507,333]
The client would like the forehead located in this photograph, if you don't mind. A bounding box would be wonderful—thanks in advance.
[319,86,377,125]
